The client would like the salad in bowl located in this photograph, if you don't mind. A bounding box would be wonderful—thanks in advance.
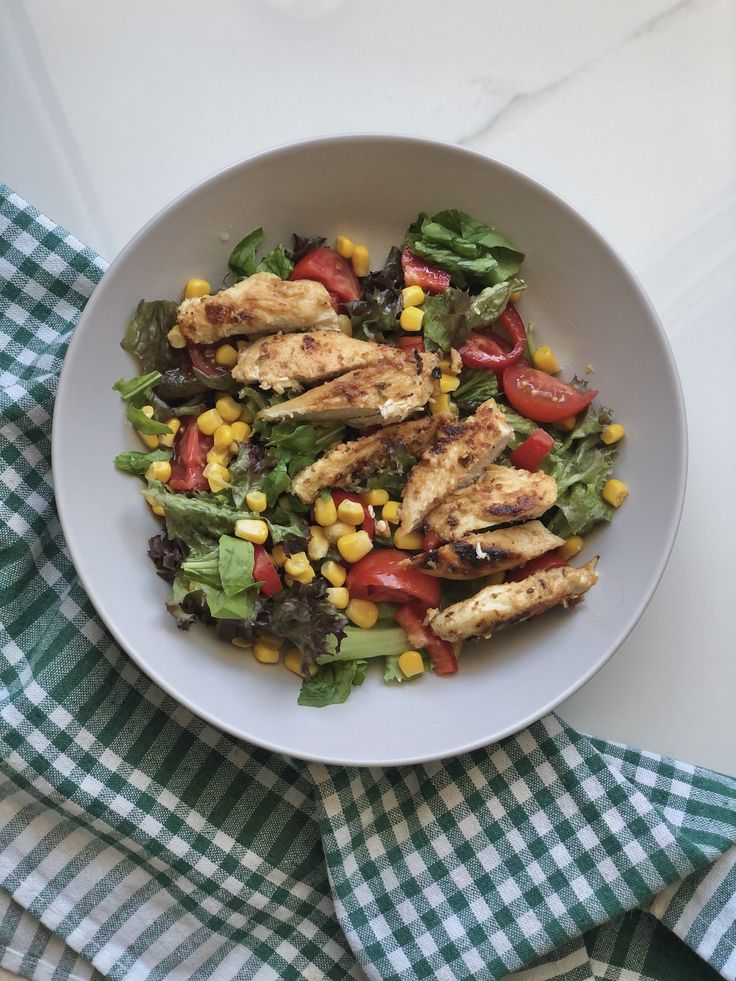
[114,208,628,707]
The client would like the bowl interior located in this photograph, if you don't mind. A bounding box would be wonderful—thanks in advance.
[53,136,685,765]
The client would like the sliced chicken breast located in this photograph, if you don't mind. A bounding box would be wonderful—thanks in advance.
[402,521,565,579]
[177,272,339,344]
[290,415,446,503]
[424,465,558,540]
[232,331,395,393]
[257,352,439,429]
[399,400,513,534]
[426,558,599,641]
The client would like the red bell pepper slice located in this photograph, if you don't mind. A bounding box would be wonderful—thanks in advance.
[508,428,555,471]
[395,603,458,675]
[458,303,527,374]
[346,550,440,608]
[505,553,568,582]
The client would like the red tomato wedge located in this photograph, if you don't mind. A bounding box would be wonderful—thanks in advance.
[331,490,375,539]
[459,303,527,374]
[253,545,282,597]
[508,428,555,471]
[290,248,360,305]
[395,604,458,675]
[397,336,425,353]
[502,363,598,423]
[505,553,568,582]
[346,550,440,608]
[169,416,212,492]
[401,247,451,294]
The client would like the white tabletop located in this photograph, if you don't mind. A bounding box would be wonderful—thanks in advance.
[2,0,734,774]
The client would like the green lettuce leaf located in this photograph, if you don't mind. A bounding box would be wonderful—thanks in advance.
[454,368,499,413]
[146,482,252,549]
[422,289,473,351]
[218,535,255,596]
[298,659,367,707]
[228,227,265,277]
[544,407,617,536]
[318,625,410,664]
[114,447,172,476]
[180,535,258,620]
[257,418,345,476]
[256,244,294,279]
[113,371,162,401]
[126,404,173,435]
[405,210,524,289]
[356,448,416,500]
[345,247,404,338]
[122,300,180,373]
[286,233,327,264]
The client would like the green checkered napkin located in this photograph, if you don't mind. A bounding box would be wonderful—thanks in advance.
[1,182,734,981]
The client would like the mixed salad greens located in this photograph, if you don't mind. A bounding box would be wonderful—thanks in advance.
[114,209,626,707]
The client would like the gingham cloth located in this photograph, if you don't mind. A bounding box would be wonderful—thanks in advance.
[1,182,734,981]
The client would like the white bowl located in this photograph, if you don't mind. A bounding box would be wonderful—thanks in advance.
[53,136,686,766]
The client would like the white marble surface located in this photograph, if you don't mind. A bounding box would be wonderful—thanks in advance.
[1,0,735,776]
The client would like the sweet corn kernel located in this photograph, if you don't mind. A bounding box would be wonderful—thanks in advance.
[337,314,353,336]
[361,489,389,507]
[145,460,172,483]
[158,417,181,448]
[431,393,452,416]
[555,416,577,432]
[284,551,313,578]
[485,571,506,586]
[324,521,357,545]
[453,641,464,657]
[393,529,424,551]
[602,479,629,508]
[398,650,425,678]
[352,244,370,277]
[215,343,238,368]
[401,285,426,307]
[284,647,316,677]
[213,424,234,450]
[234,518,269,544]
[246,490,268,513]
[337,498,365,525]
[382,500,401,524]
[166,324,187,349]
[314,494,338,527]
[215,395,242,424]
[197,408,224,435]
[400,307,424,332]
[144,494,166,517]
[326,587,350,609]
[206,448,232,468]
[533,345,560,374]
[337,530,373,564]
[203,462,231,493]
[307,526,330,562]
[336,235,355,259]
[231,637,250,649]
[321,560,347,587]
[558,535,584,560]
[137,405,159,449]
[439,373,460,393]
[601,423,625,445]
[253,640,280,664]
[230,420,251,443]
[184,277,211,298]
[271,544,286,567]
[346,598,379,629]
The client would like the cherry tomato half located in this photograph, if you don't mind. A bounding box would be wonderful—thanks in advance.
[346,550,440,608]
[397,336,425,354]
[502,363,598,423]
[290,248,360,305]
[169,416,212,492]
[508,428,555,471]
[401,247,451,294]
[395,603,458,675]
[505,553,568,582]
[459,303,527,374]
[187,343,228,379]
[253,545,282,597]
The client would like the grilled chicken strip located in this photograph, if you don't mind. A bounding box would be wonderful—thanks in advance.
[402,521,565,579]
[232,331,397,394]
[399,400,513,535]
[177,272,339,344]
[258,352,440,429]
[424,465,558,541]
[290,415,446,503]
[426,558,599,641]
